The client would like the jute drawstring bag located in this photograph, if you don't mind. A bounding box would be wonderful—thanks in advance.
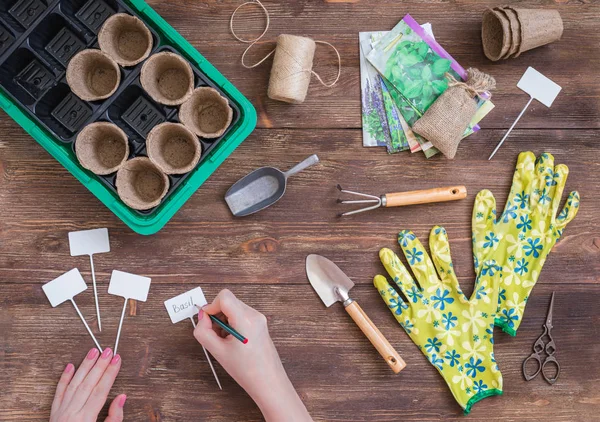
[412,68,495,159]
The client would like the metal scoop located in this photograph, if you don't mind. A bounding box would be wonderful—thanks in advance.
[225,155,319,217]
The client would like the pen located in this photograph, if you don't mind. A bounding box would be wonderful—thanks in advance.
[196,305,248,344]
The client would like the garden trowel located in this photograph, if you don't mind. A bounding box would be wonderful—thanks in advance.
[306,254,406,373]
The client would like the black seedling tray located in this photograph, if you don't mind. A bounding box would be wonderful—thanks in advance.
[0,0,240,215]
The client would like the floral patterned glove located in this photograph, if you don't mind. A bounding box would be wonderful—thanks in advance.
[472,152,580,335]
[374,227,502,414]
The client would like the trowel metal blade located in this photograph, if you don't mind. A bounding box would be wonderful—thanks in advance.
[305,254,355,307]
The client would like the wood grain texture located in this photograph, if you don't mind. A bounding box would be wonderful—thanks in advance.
[143,0,600,129]
[1,0,600,421]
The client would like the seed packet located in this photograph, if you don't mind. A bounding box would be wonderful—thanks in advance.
[367,14,494,157]
[379,76,409,152]
[359,31,391,148]
[369,28,433,154]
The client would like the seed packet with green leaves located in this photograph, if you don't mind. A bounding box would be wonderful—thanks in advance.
[367,14,494,157]
[380,76,439,158]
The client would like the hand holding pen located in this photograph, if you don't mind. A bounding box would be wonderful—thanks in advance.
[193,290,311,421]
[195,304,248,344]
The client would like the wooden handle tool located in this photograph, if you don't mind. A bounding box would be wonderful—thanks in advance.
[337,185,467,216]
[345,300,406,373]
[383,185,467,207]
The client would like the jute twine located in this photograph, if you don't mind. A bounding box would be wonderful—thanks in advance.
[412,68,496,159]
[229,0,341,104]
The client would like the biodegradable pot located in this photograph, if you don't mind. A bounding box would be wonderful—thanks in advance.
[66,49,121,101]
[481,9,511,61]
[502,7,521,58]
[510,8,563,55]
[140,52,194,106]
[76,122,129,175]
[146,122,201,174]
[179,87,233,138]
[98,13,153,67]
[116,157,169,210]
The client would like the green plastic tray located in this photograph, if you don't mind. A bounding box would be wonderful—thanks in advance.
[0,0,256,235]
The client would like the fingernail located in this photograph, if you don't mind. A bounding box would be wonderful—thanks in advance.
[119,394,127,408]
[111,354,121,365]
[101,348,113,359]
[64,363,74,373]
[87,348,99,360]
[198,309,204,320]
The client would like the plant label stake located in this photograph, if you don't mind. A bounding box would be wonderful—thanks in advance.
[108,270,151,355]
[42,268,102,352]
[489,67,561,160]
[69,228,110,331]
[164,287,222,390]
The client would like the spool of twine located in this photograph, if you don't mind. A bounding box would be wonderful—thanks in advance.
[230,0,341,104]
[268,35,315,104]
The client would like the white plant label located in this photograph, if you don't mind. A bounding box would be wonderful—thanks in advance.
[108,270,151,301]
[164,287,208,324]
[42,268,87,307]
[69,228,110,256]
[517,67,562,108]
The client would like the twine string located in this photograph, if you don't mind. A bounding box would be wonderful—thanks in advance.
[446,68,496,99]
[229,0,340,87]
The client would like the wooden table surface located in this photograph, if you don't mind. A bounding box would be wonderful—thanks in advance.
[1,1,599,421]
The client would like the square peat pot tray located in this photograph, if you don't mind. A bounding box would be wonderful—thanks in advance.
[0,0,257,235]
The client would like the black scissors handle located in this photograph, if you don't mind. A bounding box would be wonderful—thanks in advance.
[522,350,543,381]
[541,354,560,384]
[523,351,561,383]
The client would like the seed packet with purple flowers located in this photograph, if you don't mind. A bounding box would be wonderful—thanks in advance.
[379,75,409,152]
[359,31,391,148]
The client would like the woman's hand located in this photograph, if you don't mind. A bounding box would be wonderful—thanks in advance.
[194,289,311,422]
[50,348,126,422]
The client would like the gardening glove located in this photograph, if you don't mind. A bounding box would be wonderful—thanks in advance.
[472,152,580,335]
[374,227,502,414]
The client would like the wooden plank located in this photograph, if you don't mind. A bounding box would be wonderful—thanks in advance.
[0,283,598,421]
[141,0,600,129]
[0,127,597,288]
[1,1,599,420]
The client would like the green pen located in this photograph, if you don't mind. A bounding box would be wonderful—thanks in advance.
[196,305,248,344]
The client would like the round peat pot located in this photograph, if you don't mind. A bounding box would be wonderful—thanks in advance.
[140,52,194,106]
[482,9,510,61]
[179,87,233,138]
[98,13,153,67]
[146,122,201,174]
[75,122,129,175]
[66,49,121,101]
[116,157,169,211]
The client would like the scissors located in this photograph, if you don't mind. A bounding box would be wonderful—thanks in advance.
[522,292,560,384]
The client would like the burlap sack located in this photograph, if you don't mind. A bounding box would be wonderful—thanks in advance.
[146,122,201,174]
[179,87,233,138]
[76,122,129,175]
[482,9,511,62]
[116,157,169,210]
[98,13,153,67]
[66,49,121,101]
[412,69,496,159]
